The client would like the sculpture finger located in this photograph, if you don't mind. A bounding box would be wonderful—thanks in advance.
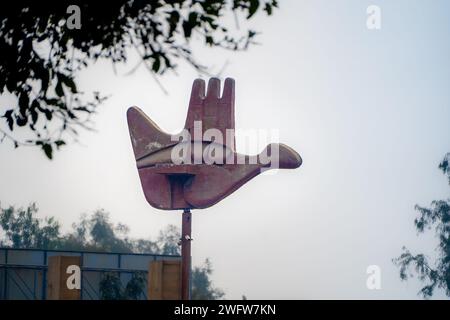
[206,77,221,100]
[189,78,205,105]
[221,78,235,104]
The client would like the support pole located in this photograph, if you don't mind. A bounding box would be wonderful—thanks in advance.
[181,208,192,300]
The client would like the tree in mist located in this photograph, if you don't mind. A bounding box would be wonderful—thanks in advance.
[0,203,224,299]
[0,0,278,158]
[99,271,147,300]
[191,258,225,300]
[0,202,60,249]
[393,153,450,298]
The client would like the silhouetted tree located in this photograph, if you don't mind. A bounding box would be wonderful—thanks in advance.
[0,0,278,158]
[98,272,125,300]
[191,258,225,300]
[156,224,181,255]
[0,202,60,249]
[394,153,450,298]
[99,271,146,300]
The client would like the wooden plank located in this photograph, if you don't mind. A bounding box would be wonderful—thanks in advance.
[47,256,61,299]
[47,256,81,300]
[148,260,163,300]
[162,262,181,300]
[148,260,181,300]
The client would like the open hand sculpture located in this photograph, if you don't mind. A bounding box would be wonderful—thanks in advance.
[127,78,302,210]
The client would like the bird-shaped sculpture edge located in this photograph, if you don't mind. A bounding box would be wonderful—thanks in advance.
[127,77,302,210]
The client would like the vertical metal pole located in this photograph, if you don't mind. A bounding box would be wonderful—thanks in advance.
[181,208,192,300]
[3,249,8,300]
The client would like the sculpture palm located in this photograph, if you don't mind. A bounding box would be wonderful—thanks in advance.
[127,78,301,210]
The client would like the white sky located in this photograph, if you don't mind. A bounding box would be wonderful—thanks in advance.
[1,0,450,299]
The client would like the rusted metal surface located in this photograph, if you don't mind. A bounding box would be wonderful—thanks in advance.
[126,78,302,210]
[181,209,192,300]
[127,77,302,300]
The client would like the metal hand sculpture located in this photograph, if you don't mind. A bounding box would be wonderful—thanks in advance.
[127,78,302,210]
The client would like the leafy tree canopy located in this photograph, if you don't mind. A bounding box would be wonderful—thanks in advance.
[0,0,277,159]
[394,153,450,298]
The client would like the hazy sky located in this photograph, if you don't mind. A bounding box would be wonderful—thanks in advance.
[1,0,450,299]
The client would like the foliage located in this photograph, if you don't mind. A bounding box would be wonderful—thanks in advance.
[394,153,450,298]
[191,258,225,300]
[0,205,169,253]
[0,0,278,158]
[0,203,225,299]
[66,210,134,253]
[156,224,181,255]
[123,271,147,300]
[99,271,146,300]
[0,202,60,249]
[98,272,124,300]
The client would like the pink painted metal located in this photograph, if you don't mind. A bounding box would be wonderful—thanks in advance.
[126,78,302,210]
[181,209,192,300]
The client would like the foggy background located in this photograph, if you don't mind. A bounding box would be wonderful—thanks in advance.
[1,0,450,299]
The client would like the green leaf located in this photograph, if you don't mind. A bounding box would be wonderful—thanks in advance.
[37,106,53,121]
[248,0,260,18]
[188,12,198,25]
[41,69,50,93]
[205,35,214,45]
[30,109,38,125]
[182,21,192,38]
[42,143,53,159]
[73,106,90,112]
[55,79,64,97]
[264,3,272,15]
[31,99,40,110]
[30,100,40,124]
[3,110,14,131]
[67,110,77,119]
[60,74,77,93]
[18,93,29,116]
[152,56,161,72]
[44,98,60,105]
[183,12,198,38]
[16,115,28,127]
[44,109,52,121]
[167,11,180,36]
[54,140,66,149]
